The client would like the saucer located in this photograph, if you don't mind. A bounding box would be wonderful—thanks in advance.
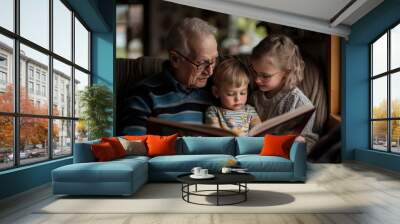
[190,174,215,179]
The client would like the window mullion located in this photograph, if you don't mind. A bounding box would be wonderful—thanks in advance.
[370,45,373,149]
[388,29,391,152]
[49,0,54,160]
[71,11,76,155]
[13,0,20,167]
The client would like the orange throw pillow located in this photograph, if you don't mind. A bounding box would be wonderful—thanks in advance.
[260,134,297,159]
[124,135,148,141]
[91,142,117,161]
[146,134,178,157]
[101,137,126,158]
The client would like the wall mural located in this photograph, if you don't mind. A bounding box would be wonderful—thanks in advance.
[115,0,340,163]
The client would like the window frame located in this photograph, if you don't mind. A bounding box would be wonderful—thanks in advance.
[370,20,400,154]
[0,0,92,171]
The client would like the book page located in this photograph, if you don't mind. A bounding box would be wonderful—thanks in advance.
[248,105,315,136]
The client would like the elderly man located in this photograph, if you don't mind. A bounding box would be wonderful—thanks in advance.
[121,17,219,135]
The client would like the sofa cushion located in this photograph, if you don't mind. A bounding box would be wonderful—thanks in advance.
[260,134,297,159]
[235,137,264,155]
[74,140,100,163]
[118,137,147,156]
[52,159,146,183]
[101,137,127,158]
[148,154,235,172]
[179,137,235,155]
[124,135,148,141]
[91,142,118,162]
[236,155,293,172]
[146,134,178,156]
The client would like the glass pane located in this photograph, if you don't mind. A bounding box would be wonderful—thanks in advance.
[20,0,49,49]
[53,0,72,60]
[116,5,128,58]
[74,69,89,118]
[372,33,387,76]
[0,34,14,112]
[75,120,88,143]
[372,121,388,151]
[0,116,14,170]
[53,119,72,158]
[53,59,72,117]
[20,117,49,165]
[0,0,14,31]
[20,44,49,115]
[391,24,400,70]
[391,72,400,118]
[391,120,400,153]
[372,77,387,119]
[75,17,89,70]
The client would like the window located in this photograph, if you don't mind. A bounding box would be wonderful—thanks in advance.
[0,71,6,84]
[0,54,7,86]
[42,85,46,97]
[0,55,7,67]
[0,0,91,170]
[371,23,400,154]
[35,70,41,81]
[28,67,34,80]
[36,83,40,95]
[28,81,34,94]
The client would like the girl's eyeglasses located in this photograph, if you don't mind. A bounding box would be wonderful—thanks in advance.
[249,64,282,81]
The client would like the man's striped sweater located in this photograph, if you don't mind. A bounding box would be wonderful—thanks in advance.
[121,64,215,135]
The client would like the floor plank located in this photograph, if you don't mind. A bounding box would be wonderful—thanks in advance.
[1,162,400,224]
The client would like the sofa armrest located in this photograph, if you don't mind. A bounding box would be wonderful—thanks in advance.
[73,140,100,163]
[289,141,307,181]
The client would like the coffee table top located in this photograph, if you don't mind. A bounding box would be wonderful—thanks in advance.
[177,172,255,185]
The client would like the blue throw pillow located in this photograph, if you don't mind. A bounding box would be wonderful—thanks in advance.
[180,137,235,155]
[236,137,264,155]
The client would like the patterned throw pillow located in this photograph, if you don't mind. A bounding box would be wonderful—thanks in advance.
[118,137,147,156]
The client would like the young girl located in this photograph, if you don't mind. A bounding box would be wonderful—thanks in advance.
[205,58,261,136]
[249,34,318,150]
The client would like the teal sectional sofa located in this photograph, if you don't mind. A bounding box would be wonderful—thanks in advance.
[52,137,306,196]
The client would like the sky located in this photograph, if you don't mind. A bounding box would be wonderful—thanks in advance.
[0,0,89,72]
[372,30,400,108]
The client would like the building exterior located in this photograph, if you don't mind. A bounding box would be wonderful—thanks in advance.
[0,41,77,151]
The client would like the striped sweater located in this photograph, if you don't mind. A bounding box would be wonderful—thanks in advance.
[121,64,215,135]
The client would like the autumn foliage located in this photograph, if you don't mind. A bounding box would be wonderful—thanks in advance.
[0,85,59,150]
[372,99,400,142]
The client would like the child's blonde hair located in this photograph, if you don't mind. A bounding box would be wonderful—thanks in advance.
[251,34,304,90]
[213,58,249,89]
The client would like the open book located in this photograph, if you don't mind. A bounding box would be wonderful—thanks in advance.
[147,105,315,137]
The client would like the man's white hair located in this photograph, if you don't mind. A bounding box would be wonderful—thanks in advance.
[166,17,217,58]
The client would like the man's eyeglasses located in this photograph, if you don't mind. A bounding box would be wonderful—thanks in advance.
[249,64,281,81]
[173,50,218,71]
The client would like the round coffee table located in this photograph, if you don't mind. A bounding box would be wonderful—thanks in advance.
[177,172,255,206]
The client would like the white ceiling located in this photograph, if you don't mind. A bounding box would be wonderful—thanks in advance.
[164,0,384,38]
[226,0,352,22]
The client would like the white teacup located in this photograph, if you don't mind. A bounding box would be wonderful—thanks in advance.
[221,167,232,174]
[199,169,208,176]
[191,167,202,176]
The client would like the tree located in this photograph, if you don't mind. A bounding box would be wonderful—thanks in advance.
[372,100,387,139]
[0,84,59,151]
[372,99,400,143]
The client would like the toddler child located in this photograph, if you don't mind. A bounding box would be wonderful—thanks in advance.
[205,58,261,136]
